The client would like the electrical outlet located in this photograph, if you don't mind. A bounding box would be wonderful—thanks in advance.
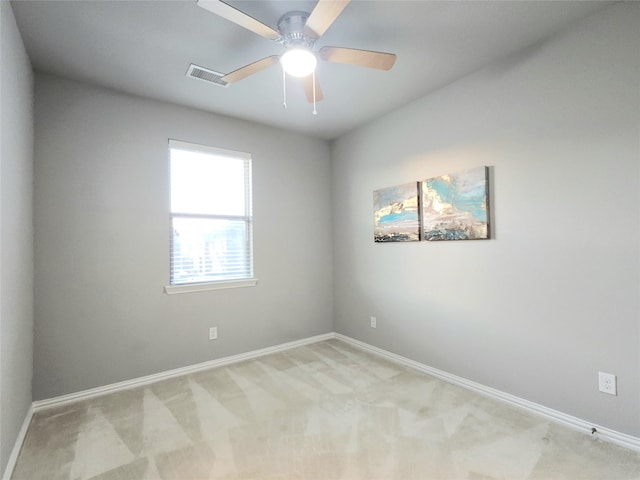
[598,372,616,395]
[370,316,377,328]
[209,327,218,340]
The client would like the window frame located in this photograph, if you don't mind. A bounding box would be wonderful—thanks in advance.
[164,139,257,294]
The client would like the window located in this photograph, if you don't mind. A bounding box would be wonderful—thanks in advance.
[167,140,254,292]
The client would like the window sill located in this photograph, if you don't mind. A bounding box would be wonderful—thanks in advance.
[164,278,258,295]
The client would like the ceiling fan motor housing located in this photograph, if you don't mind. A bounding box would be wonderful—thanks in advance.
[278,11,315,49]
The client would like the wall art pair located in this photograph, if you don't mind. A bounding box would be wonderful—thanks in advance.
[373,166,490,242]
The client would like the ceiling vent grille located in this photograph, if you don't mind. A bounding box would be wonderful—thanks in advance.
[186,64,228,87]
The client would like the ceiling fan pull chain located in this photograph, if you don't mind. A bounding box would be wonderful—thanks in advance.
[282,66,287,109]
[312,70,317,115]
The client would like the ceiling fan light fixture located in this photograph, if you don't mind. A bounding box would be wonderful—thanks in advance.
[280,48,317,77]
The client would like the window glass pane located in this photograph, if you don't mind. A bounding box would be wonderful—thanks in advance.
[171,217,252,285]
[170,149,246,216]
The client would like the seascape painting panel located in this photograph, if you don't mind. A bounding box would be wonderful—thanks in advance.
[374,182,420,242]
[421,166,490,241]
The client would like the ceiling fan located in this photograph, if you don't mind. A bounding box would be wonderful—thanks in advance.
[196,0,396,107]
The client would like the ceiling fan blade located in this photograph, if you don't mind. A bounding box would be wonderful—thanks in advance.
[304,0,350,39]
[302,75,324,103]
[197,0,280,41]
[320,46,396,70]
[222,55,280,83]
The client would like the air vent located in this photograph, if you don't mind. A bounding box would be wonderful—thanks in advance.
[186,64,228,87]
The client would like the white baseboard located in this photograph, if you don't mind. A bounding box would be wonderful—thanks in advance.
[33,332,334,411]
[26,331,639,457]
[335,333,640,453]
[2,405,33,480]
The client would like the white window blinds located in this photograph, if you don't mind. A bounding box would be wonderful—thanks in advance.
[169,140,253,286]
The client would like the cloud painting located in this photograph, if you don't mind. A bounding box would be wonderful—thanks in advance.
[421,166,490,241]
[374,182,420,242]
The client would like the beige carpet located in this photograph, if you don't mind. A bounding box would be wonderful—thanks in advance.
[11,339,640,479]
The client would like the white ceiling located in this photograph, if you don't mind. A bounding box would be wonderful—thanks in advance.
[11,0,611,140]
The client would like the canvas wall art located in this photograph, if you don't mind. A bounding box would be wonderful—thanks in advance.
[373,182,420,242]
[421,166,490,241]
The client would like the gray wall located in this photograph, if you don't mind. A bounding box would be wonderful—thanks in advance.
[33,75,333,400]
[331,2,640,436]
[0,1,34,474]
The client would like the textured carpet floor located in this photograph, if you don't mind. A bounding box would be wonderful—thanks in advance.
[11,339,640,479]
